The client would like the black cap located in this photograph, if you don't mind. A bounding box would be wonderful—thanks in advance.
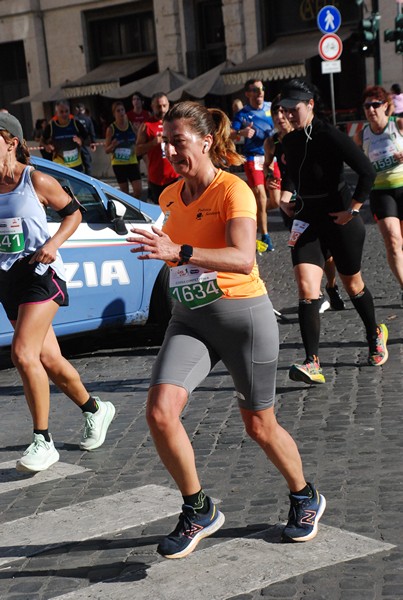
[280,89,313,109]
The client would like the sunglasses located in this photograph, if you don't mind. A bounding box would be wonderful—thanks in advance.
[249,86,265,93]
[363,101,384,110]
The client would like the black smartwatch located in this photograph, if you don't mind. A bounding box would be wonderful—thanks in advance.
[178,244,193,265]
[348,208,360,217]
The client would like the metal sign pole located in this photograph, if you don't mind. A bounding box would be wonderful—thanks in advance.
[329,72,336,125]
[317,6,343,126]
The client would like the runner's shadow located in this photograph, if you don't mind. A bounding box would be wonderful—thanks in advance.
[214,523,284,544]
[0,560,150,583]
[0,444,31,453]
[0,524,287,586]
[0,467,36,481]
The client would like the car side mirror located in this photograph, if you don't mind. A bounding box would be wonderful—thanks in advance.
[107,199,128,235]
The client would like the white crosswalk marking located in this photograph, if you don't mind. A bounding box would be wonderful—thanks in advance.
[0,476,395,599]
[0,484,181,567]
[0,460,89,494]
[54,524,395,600]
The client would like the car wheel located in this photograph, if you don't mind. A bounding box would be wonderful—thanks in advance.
[148,264,173,327]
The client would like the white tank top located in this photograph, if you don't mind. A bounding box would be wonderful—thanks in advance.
[0,166,66,279]
[362,117,403,190]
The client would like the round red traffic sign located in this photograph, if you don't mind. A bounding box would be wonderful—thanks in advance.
[318,33,343,61]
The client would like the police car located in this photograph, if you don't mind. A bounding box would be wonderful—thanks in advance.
[0,156,172,347]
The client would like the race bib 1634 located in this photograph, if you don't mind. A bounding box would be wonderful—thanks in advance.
[169,265,223,309]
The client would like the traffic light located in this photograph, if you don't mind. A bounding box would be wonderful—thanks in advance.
[384,12,403,54]
[396,13,403,54]
[358,15,379,55]
[384,29,397,44]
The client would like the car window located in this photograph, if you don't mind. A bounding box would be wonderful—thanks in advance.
[104,192,148,223]
[34,165,108,224]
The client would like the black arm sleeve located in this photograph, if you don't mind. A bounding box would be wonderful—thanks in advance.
[327,126,376,204]
[280,131,296,194]
[281,171,296,194]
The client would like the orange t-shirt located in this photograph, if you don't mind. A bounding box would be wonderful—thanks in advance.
[160,169,267,299]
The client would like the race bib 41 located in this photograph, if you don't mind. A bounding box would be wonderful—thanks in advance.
[0,217,25,253]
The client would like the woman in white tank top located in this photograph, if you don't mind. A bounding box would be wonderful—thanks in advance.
[354,85,403,307]
[0,113,115,473]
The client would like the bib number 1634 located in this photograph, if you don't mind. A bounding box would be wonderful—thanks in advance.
[169,266,223,309]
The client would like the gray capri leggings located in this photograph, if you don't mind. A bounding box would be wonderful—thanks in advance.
[150,294,279,411]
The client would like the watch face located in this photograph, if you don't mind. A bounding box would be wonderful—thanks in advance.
[181,244,193,258]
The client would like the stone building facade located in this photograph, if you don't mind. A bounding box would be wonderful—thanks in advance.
[0,0,402,137]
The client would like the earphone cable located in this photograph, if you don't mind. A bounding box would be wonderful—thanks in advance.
[295,113,312,215]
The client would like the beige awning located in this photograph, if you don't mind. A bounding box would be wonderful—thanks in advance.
[12,57,157,104]
[168,61,242,102]
[61,57,157,97]
[12,83,70,104]
[222,29,350,85]
[101,68,190,99]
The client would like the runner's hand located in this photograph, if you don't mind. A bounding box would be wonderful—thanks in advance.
[329,210,353,225]
[266,176,281,191]
[242,124,255,139]
[29,240,58,264]
[280,200,295,218]
[127,226,180,262]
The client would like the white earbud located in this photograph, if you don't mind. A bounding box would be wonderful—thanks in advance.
[204,142,208,151]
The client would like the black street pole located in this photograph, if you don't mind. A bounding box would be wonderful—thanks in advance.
[373,0,382,84]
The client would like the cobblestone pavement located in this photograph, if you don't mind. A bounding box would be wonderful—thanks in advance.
[0,202,402,600]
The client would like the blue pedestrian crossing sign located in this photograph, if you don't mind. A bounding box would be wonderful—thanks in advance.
[317,5,341,34]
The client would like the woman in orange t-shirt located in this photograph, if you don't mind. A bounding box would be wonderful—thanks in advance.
[127,101,325,559]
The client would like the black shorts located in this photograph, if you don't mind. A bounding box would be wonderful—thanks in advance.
[370,187,403,221]
[0,256,68,321]
[291,214,366,276]
[112,163,141,184]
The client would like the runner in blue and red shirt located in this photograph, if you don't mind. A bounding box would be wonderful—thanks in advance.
[231,79,274,251]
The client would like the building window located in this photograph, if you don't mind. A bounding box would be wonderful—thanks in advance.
[0,41,31,138]
[186,0,226,77]
[86,2,155,65]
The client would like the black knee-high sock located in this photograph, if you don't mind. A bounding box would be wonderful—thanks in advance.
[349,286,378,342]
[298,299,320,362]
